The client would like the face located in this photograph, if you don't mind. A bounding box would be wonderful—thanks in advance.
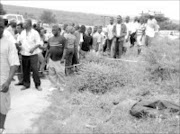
[40,29,45,36]
[0,20,5,39]
[117,16,122,23]
[93,26,98,33]
[52,26,59,36]
[71,27,75,34]
[98,27,102,33]
[110,18,114,24]
[87,28,92,35]
[125,17,130,23]
[23,20,30,29]
[16,25,22,34]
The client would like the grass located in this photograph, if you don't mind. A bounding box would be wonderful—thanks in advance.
[27,35,179,133]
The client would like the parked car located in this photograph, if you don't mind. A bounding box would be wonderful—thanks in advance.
[1,14,25,24]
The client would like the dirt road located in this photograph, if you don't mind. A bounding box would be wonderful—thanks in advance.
[5,77,52,133]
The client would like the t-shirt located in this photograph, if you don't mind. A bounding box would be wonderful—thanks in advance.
[107,24,114,40]
[116,24,121,37]
[48,35,66,61]
[92,32,99,48]
[136,24,146,36]
[81,34,93,52]
[64,33,76,49]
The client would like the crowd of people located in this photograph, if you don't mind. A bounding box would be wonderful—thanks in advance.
[0,13,159,133]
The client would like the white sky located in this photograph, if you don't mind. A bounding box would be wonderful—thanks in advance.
[1,0,180,20]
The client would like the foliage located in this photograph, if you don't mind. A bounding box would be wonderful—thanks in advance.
[40,10,57,24]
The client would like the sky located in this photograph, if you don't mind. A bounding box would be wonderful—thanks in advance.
[1,0,180,20]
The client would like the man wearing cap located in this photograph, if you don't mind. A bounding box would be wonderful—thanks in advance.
[0,17,20,133]
[111,15,127,58]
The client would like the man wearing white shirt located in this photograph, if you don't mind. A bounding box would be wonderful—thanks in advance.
[130,17,139,48]
[18,19,43,91]
[145,13,158,46]
[112,15,127,58]
[107,17,114,52]
[0,17,20,133]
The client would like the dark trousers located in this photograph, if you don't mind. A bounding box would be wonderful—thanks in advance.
[111,37,124,58]
[145,35,152,47]
[22,54,41,88]
[65,48,74,76]
[0,113,6,129]
[107,39,113,52]
[72,48,79,65]
[130,32,136,47]
[17,55,23,83]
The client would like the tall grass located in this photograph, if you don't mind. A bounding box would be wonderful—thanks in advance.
[28,36,180,133]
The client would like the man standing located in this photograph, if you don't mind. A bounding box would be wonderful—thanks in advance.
[145,12,158,47]
[46,25,66,91]
[97,26,104,55]
[0,17,20,133]
[92,26,99,52]
[107,17,114,52]
[130,17,139,48]
[111,15,127,58]
[15,23,24,86]
[18,19,43,91]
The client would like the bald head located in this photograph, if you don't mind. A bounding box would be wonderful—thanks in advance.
[52,24,60,37]
[117,15,122,24]
[24,19,32,30]
[110,17,114,24]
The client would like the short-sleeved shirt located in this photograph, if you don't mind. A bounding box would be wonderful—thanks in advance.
[81,34,93,52]
[97,32,104,45]
[0,33,20,86]
[107,24,114,40]
[48,35,66,61]
[18,28,43,56]
[64,33,76,49]
[92,32,99,48]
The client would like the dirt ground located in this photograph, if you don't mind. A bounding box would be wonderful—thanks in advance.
[5,77,52,133]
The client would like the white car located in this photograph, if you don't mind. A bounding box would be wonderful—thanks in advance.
[1,14,25,24]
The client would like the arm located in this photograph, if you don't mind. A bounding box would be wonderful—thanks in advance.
[1,40,20,93]
[61,38,67,63]
[30,31,43,53]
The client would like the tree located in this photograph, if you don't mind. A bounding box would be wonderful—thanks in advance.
[0,3,6,15]
[40,10,57,24]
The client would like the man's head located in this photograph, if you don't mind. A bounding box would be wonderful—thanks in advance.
[134,17,139,22]
[93,26,98,33]
[9,20,17,29]
[0,17,5,39]
[117,15,122,24]
[23,19,32,30]
[110,17,114,25]
[125,16,130,23]
[149,12,155,19]
[80,25,86,34]
[75,25,80,31]
[63,23,68,31]
[66,26,75,34]
[52,24,60,37]
[16,23,23,34]
[87,27,92,35]
[4,19,8,27]
[98,26,102,33]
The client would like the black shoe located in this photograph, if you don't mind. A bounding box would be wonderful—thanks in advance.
[15,82,23,86]
[21,86,29,90]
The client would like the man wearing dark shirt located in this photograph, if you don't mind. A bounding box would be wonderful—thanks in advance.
[46,25,66,91]
[80,26,93,58]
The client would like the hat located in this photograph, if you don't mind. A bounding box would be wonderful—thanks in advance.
[149,12,154,16]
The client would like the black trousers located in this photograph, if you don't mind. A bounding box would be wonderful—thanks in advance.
[130,32,136,47]
[0,113,6,129]
[22,54,41,88]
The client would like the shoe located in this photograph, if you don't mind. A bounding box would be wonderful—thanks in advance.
[21,86,29,90]
[15,82,23,86]
[36,86,42,91]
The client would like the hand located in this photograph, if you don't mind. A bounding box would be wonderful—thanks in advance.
[29,48,35,54]
[1,80,11,93]
[60,59,65,64]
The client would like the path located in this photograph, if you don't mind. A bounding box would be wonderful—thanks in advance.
[5,77,52,133]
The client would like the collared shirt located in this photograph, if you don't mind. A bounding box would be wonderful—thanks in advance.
[146,18,157,37]
[92,32,99,47]
[18,28,43,56]
[0,32,20,86]
[116,24,121,37]
[4,29,16,44]
[131,22,140,33]
[107,24,114,40]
